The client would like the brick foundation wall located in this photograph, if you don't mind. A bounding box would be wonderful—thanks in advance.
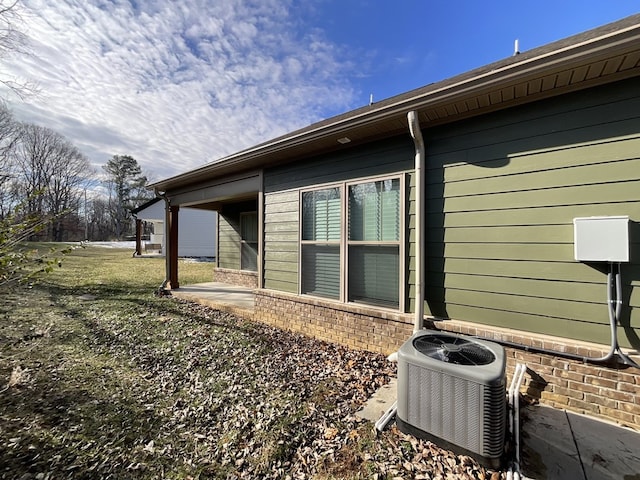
[438,320,640,430]
[213,268,258,288]
[255,289,414,353]
[254,289,640,430]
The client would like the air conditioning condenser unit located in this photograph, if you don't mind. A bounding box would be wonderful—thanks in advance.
[397,330,506,468]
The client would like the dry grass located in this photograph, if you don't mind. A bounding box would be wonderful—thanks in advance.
[45,245,214,290]
[0,244,502,479]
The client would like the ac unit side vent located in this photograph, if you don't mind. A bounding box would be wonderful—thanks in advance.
[397,330,506,469]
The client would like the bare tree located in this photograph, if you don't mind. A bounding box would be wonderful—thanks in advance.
[86,196,111,241]
[46,143,93,241]
[0,101,20,216]
[0,0,37,98]
[13,123,93,240]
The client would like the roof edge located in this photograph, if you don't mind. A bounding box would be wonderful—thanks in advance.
[149,14,640,191]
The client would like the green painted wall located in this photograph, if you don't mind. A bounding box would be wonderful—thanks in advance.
[263,190,299,293]
[260,76,640,350]
[263,137,415,294]
[422,76,640,348]
[218,200,257,270]
[264,137,414,193]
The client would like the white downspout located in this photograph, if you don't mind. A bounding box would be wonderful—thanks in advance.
[408,111,425,333]
[375,111,427,433]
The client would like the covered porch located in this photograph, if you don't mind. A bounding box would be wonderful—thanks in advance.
[158,170,261,290]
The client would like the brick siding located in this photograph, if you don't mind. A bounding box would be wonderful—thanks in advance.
[213,268,258,288]
[254,289,640,430]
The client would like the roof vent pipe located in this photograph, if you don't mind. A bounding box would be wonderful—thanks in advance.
[408,111,425,333]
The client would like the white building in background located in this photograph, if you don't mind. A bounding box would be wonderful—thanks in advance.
[132,198,216,258]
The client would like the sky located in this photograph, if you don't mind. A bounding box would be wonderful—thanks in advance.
[1,0,638,183]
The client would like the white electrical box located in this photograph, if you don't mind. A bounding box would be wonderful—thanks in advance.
[573,216,629,262]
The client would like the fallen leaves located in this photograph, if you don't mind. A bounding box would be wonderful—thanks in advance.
[0,290,504,479]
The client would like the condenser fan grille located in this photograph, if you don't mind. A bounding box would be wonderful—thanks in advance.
[413,334,495,365]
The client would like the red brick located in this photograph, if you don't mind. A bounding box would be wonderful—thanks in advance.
[606,390,635,403]
[540,392,569,405]
[570,381,599,395]
[568,398,597,413]
[598,369,625,380]
[601,407,635,424]
[554,369,584,382]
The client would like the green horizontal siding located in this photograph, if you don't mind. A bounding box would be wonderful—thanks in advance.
[264,137,413,193]
[218,215,240,270]
[422,76,640,347]
[440,180,640,212]
[441,304,634,348]
[443,157,640,198]
[263,190,299,293]
[433,203,640,228]
[263,137,414,298]
[218,200,257,271]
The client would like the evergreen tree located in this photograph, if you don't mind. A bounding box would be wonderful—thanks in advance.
[102,155,151,239]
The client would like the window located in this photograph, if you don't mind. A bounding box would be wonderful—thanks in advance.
[240,212,258,271]
[348,179,400,307]
[300,177,402,309]
[301,188,341,299]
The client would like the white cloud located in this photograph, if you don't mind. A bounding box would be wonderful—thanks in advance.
[1,0,358,180]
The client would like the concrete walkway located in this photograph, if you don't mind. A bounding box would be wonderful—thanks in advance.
[521,404,640,479]
[171,282,255,319]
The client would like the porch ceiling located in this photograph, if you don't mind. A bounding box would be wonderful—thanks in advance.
[150,14,640,193]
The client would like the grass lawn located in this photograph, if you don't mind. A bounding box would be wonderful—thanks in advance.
[0,245,501,479]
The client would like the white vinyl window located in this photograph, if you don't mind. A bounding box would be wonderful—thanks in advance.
[300,176,402,309]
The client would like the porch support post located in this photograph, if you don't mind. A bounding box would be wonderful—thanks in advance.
[169,205,180,289]
[135,219,142,256]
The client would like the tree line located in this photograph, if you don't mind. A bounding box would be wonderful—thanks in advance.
[0,0,156,288]
[0,101,154,242]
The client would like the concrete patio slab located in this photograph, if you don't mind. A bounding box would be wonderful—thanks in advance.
[521,404,640,480]
[356,377,397,423]
[171,282,255,318]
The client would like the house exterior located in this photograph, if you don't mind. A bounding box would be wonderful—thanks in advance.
[132,198,217,258]
[150,15,640,430]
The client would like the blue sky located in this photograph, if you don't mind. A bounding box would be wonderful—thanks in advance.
[1,0,637,182]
